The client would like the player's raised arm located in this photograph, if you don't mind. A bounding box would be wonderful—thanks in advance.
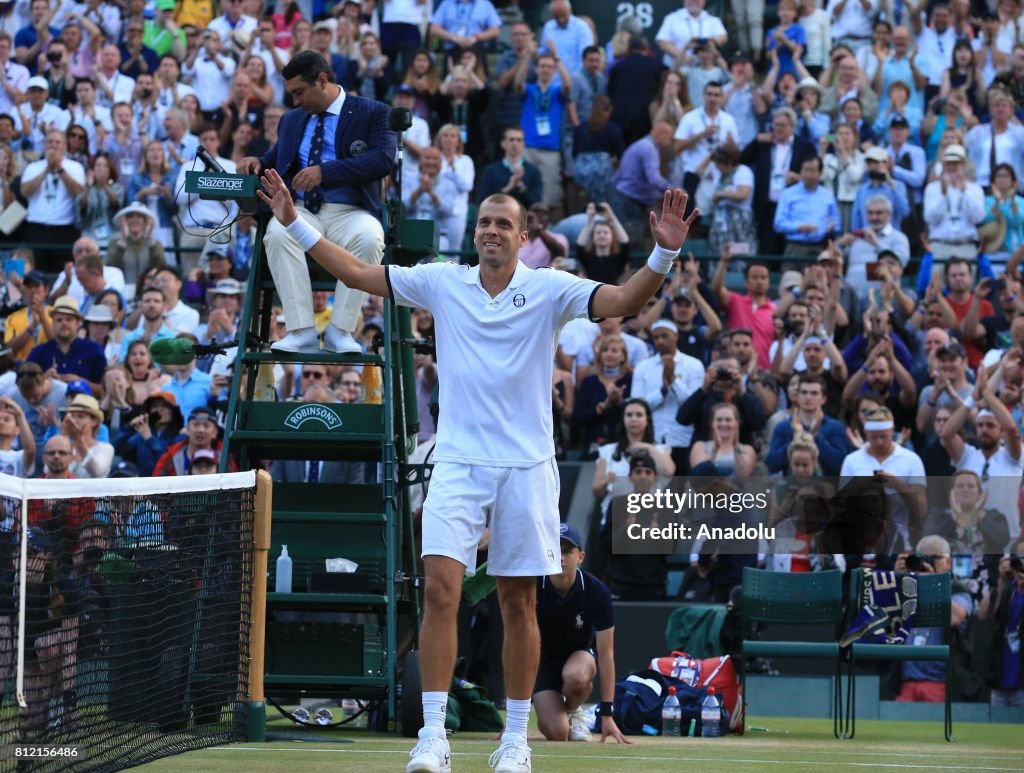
[590,189,699,319]
[258,169,390,298]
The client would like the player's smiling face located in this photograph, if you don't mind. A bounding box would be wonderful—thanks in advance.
[474,199,528,267]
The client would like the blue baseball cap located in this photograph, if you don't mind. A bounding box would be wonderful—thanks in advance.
[27,527,54,553]
[66,379,93,397]
[559,523,583,550]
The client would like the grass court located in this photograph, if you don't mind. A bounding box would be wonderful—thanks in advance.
[139,715,1024,772]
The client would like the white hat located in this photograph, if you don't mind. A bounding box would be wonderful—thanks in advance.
[213,278,242,295]
[796,76,823,95]
[83,305,114,323]
[943,144,967,162]
[26,76,48,91]
[651,320,679,334]
[865,146,890,163]
[112,201,156,229]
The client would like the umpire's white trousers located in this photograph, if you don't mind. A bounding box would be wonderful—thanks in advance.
[265,202,385,332]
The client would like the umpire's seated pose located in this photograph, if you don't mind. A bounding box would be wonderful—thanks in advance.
[534,524,630,744]
[238,51,396,355]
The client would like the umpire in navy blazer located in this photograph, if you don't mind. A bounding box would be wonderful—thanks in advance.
[239,51,396,355]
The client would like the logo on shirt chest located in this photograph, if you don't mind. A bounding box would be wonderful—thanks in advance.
[513,293,526,308]
[575,613,584,630]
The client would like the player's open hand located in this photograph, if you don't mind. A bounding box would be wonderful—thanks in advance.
[600,715,632,744]
[650,189,699,252]
[258,168,297,226]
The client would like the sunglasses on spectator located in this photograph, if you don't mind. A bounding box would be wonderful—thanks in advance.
[302,371,327,380]
[341,379,361,387]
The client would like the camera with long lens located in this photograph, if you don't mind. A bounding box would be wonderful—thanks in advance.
[905,553,936,573]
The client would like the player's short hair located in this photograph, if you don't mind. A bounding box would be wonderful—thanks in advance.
[478,194,527,233]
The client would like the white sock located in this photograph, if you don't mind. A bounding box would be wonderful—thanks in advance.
[421,691,448,737]
[504,698,531,743]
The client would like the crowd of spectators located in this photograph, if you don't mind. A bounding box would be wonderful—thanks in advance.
[0,0,1021,707]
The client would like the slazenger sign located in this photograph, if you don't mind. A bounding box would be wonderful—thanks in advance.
[283,404,343,430]
[198,176,244,192]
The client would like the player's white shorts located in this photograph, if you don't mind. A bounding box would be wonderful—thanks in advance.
[420,458,562,577]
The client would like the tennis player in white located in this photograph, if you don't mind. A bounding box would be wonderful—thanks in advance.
[258,169,698,773]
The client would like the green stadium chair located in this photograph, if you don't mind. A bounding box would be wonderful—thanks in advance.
[842,569,954,742]
[740,568,845,737]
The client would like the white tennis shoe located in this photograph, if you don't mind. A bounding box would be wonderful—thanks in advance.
[488,739,532,772]
[406,731,451,773]
[568,708,593,741]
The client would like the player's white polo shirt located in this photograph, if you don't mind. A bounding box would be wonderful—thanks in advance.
[839,443,927,483]
[386,260,601,467]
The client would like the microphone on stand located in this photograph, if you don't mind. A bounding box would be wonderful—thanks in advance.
[387,106,413,245]
[196,146,226,174]
[388,106,413,195]
[150,337,239,366]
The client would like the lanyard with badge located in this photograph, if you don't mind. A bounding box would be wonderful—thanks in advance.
[701,111,719,150]
[533,85,554,137]
[452,101,469,145]
[946,190,965,230]
[454,0,477,39]
[771,143,791,199]
[45,171,60,207]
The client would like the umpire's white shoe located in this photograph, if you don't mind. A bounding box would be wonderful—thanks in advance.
[488,740,531,773]
[271,326,320,354]
[406,731,451,773]
[568,708,593,741]
[321,324,362,354]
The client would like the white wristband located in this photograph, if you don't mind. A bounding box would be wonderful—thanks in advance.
[646,243,680,275]
[285,216,322,252]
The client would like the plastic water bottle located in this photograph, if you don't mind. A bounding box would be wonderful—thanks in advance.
[701,687,721,738]
[275,545,293,593]
[662,686,682,737]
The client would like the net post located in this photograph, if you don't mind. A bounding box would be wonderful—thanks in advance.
[246,469,272,741]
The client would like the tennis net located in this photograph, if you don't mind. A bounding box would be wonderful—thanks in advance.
[0,470,270,772]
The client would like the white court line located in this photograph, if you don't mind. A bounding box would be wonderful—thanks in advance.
[209,747,1024,770]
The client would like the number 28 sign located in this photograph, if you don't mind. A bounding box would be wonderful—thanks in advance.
[576,0,686,42]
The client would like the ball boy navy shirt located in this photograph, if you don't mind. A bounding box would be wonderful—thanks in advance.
[536,568,613,663]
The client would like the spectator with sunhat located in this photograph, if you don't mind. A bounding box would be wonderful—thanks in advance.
[106,201,167,285]
[27,296,106,397]
[59,393,114,479]
[83,303,118,365]
[3,270,52,363]
[924,143,987,261]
